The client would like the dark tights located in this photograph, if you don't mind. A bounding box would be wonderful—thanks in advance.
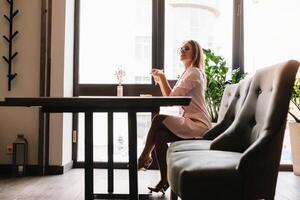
[139,114,185,184]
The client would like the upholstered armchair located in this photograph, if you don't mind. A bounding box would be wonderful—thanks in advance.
[168,77,252,153]
[167,60,299,200]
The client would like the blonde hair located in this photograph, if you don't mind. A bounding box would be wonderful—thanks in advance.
[187,40,205,70]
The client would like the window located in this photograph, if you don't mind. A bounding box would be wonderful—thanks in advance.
[78,0,152,84]
[76,0,153,164]
[74,0,235,166]
[164,0,233,79]
[244,0,300,164]
[77,112,151,162]
[244,0,300,75]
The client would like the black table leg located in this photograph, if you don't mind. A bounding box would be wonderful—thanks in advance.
[85,112,94,200]
[128,112,138,200]
[107,112,114,193]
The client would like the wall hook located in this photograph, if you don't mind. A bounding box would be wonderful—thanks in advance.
[3,0,19,91]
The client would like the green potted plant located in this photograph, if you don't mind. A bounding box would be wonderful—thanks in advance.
[204,49,246,122]
[288,77,300,175]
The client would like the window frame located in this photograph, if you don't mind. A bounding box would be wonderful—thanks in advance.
[73,0,166,97]
[73,0,243,95]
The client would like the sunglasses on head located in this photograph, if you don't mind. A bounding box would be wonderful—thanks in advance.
[178,46,190,53]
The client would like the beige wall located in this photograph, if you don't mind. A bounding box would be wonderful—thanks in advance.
[0,0,41,165]
[0,0,74,166]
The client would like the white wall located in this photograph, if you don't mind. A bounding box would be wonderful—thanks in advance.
[49,0,74,166]
[62,0,75,165]
[0,0,74,167]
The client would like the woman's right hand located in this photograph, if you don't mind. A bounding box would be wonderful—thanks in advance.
[151,68,164,85]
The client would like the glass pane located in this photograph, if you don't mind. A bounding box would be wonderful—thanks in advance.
[77,112,151,162]
[164,0,233,79]
[77,113,108,162]
[244,0,300,75]
[244,0,300,165]
[79,0,152,84]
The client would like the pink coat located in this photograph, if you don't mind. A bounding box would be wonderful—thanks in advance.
[163,66,212,138]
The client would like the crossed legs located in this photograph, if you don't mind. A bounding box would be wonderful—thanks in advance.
[138,114,185,192]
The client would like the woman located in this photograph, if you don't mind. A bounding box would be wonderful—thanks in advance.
[138,40,212,194]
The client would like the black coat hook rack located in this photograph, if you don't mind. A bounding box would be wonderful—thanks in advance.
[3,0,19,91]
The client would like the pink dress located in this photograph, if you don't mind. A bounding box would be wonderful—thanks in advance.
[163,66,212,138]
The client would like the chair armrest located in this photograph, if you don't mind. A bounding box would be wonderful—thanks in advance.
[209,122,246,152]
[237,127,284,171]
[203,119,233,140]
[237,134,268,170]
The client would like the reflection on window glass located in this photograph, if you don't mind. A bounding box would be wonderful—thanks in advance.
[77,112,151,162]
[244,0,300,164]
[164,0,233,79]
[79,0,152,84]
[244,0,300,75]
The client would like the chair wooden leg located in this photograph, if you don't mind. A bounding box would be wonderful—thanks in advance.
[170,190,178,200]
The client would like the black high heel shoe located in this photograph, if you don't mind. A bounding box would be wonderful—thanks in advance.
[138,157,153,171]
[148,181,169,195]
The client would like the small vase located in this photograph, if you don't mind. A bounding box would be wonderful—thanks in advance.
[117,85,123,96]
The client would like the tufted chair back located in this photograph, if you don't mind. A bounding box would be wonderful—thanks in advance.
[211,60,299,199]
[217,83,238,123]
[203,78,252,140]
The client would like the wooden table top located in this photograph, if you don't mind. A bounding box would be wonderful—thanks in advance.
[1,96,192,112]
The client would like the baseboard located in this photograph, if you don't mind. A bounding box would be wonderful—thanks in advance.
[73,161,159,169]
[0,164,40,176]
[0,161,73,176]
[46,161,73,175]
[63,160,73,172]
[0,164,12,176]
[279,164,293,171]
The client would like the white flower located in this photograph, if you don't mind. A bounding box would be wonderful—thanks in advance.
[114,67,126,85]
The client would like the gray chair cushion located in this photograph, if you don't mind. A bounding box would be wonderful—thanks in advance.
[169,139,211,152]
[167,150,243,199]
